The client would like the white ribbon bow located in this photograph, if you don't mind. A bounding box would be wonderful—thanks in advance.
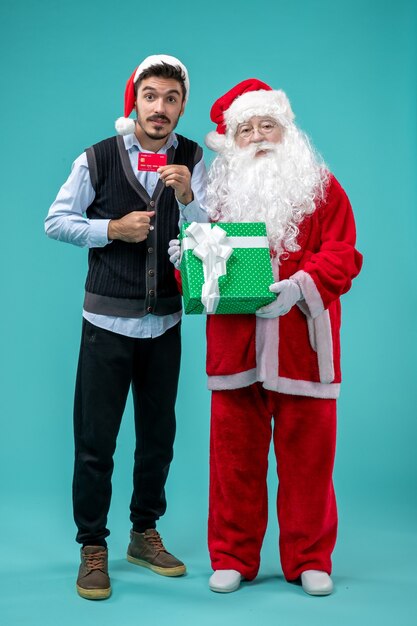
[184,223,233,314]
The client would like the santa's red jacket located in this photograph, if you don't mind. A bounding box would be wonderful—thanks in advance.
[180,174,363,399]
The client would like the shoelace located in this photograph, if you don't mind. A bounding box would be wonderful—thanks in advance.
[145,531,166,553]
[84,551,107,571]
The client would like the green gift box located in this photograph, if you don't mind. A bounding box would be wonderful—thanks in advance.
[179,222,276,314]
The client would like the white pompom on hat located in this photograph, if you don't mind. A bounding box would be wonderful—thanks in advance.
[205,78,295,152]
[115,54,190,136]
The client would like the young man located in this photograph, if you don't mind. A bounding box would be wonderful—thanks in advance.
[170,78,362,595]
[45,54,206,600]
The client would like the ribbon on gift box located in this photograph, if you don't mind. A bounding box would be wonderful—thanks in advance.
[182,222,270,314]
[183,223,233,313]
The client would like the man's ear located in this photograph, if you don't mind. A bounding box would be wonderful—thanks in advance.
[179,101,186,117]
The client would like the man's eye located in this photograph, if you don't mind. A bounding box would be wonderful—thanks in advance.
[168,97,177,103]
[145,94,154,100]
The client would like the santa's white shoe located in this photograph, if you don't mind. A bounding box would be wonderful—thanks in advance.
[301,570,334,596]
[209,569,242,593]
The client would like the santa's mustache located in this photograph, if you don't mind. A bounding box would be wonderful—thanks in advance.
[231,141,280,159]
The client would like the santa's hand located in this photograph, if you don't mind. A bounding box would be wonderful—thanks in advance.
[168,238,180,269]
[256,279,302,318]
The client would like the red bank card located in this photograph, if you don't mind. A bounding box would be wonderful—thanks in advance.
[138,152,167,172]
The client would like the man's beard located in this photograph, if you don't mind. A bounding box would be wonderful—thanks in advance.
[135,112,180,141]
[206,127,329,257]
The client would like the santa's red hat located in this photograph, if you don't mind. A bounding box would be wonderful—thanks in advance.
[115,54,190,136]
[205,78,295,152]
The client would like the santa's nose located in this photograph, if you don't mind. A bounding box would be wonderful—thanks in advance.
[249,129,264,142]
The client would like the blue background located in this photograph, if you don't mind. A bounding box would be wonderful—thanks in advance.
[1,0,416,624]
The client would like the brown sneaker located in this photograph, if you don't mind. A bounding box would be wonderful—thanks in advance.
[76,546,111,600]
[127,529,186,577]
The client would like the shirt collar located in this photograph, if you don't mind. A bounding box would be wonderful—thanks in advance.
[123,132,178,153]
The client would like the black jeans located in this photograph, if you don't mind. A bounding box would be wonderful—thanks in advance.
[72,319,181,546]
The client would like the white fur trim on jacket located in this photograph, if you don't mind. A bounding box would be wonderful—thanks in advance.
[263,376,340,399]
[307,310,335,384]
[256,316,279,384]
[292,270,325,319]
[207,370,340,398]
[207,369,257,390]
[293,271,335,384]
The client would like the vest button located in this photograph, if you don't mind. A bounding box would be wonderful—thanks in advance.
[148,269,155,277]
[149,289,155,297]
[147,306,153,313]
[148,247,154,254]
[149,225,154,231]
[149,200,155,208]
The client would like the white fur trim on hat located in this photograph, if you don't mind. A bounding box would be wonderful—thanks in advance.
[134,54,190,101]
[225,89,294,132]
[115,117,136,136]
[205,131,226,152]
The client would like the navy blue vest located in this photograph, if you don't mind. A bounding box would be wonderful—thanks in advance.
[83,134,201,317]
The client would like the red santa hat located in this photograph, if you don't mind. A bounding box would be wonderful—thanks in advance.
[205,78,295,152]
[115,54,190,136]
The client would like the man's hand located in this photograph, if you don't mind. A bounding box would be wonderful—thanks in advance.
[108,211,155,243]
[168,238,180,269]
[256,279,302,318]
[158,165,193,205]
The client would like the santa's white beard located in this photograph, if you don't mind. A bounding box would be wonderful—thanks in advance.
[206,127,329,257]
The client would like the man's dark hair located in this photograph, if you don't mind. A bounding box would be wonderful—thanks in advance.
[134,62,187,100]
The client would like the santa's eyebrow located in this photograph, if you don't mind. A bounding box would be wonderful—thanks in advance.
[238,117,276,126]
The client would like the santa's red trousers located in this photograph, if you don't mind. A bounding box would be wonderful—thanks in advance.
[208,383,337,581]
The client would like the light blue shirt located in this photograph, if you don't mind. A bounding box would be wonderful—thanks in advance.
[45,133,208,338]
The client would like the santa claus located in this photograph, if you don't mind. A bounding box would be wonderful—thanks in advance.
[170,79,362,595]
